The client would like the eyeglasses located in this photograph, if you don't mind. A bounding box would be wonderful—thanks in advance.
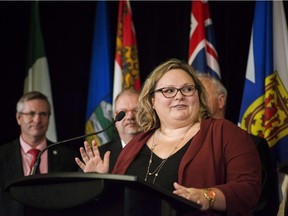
[151,85,198,98]
[115,108,138,115]
[19,111,51,118]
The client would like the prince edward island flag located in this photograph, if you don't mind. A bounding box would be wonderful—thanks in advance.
[238,1,288,163]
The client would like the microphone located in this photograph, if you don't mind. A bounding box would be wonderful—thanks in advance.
[30,111,126,175]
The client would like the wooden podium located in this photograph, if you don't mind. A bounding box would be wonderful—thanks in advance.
[5,172,200,216]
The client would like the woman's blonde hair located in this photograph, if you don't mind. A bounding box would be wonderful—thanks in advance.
[137,59,211,132]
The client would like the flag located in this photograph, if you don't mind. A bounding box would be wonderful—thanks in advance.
[85,1,117,146]
[25,1,57,142]
[188,0,221,80]
[238,1,288,163]
[113,0,141,103]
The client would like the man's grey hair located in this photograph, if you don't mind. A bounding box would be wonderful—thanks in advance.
[16,91,51,113]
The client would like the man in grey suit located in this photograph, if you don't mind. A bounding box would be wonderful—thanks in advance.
[0,91,79,216]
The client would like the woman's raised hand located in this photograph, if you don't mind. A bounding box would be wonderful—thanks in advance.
[75,140,110,173]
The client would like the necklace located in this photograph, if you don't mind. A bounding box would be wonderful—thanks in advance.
[144,124,193,184]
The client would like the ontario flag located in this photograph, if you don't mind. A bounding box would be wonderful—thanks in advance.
[188,0,221,80]
[113,0,141,103]
[85,1,117,146]
[238,1,288,163]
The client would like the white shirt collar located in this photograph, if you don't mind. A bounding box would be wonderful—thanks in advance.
[121,139,126,148]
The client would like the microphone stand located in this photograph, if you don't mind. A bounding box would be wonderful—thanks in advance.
[30,111,125,175]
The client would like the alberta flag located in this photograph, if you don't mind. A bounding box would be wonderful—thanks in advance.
[113,0,141,103]
[25,1,57,142]
[238,1,288,163]
[85,1,117,146]
[188,0,221,80]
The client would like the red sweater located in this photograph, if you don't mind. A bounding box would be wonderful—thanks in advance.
[113,118,262,215]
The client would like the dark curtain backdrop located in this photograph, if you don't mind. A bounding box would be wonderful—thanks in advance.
[0,1,287,147]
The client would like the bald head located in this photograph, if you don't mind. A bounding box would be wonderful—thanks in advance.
[114,88,140,144]
[197,73,227,119]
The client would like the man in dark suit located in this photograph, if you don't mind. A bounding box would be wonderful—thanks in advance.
[197,73,279,216]
[0,91,79,216]
[99,88,140,172]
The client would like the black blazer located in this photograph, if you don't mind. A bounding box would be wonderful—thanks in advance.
[250,135,279,216]
[99,137,123,173]
[0,138,80,216]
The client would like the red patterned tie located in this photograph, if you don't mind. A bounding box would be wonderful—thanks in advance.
[28,149,40,174]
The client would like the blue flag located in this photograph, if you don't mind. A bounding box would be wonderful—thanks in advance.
[85,1,116,146]
[238,1,288,163]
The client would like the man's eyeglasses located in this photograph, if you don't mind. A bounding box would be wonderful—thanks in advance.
[19,111,51,118]
[115,108,138,115]
[151,85,198,98]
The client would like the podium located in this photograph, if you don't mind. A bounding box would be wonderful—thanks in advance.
[5,172,200,216]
